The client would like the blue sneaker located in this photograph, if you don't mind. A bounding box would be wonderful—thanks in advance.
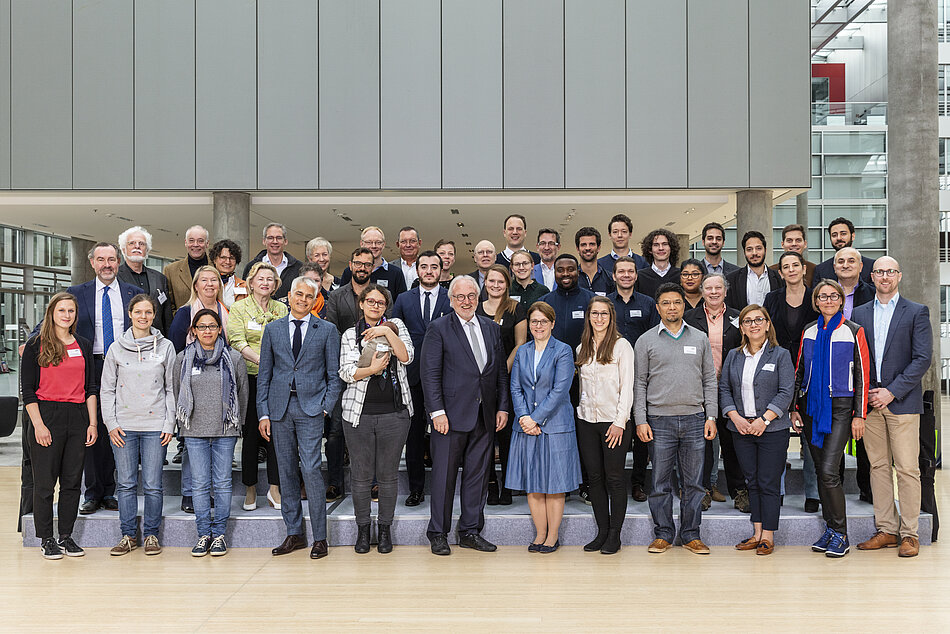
[825,531,850,558]
[812,527,835,552]
[192,535,212,557]
[210,536,228,557]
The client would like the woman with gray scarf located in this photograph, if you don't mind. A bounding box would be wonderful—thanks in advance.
[173,308,248,557]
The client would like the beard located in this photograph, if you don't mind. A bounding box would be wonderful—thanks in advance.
[352,270,371,285]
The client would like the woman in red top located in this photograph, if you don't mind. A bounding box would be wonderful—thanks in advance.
[21,292,98,560]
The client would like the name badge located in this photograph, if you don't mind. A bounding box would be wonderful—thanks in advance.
[684,346,697,355]
[247,320,262,331]
[378,279,389,288]
[157,290,167,305]
[595,291,606,297]
[511,295,521,302]
[762,363,775,372]
[630,309,642,318]
[572,310,584,319]
[67,348,82,358]
[234,286,248,295]
[191,367,201,376]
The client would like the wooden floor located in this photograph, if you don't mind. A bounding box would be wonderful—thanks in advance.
[4,455,949,631]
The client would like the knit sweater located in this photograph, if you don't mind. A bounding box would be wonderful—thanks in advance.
[172,348,248,438]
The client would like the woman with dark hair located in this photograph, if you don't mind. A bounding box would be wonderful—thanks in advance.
[575,296,635,554]
[477,264,527,505]
[679,259,706,310]
[173,308,248,557]
[21,292,98,559]
[209,239,246,308]
[101,294,177,556]
[791,280,869,558]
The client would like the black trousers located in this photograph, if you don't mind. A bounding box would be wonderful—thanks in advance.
[854,437,871,498]
[241,375,280,489]
[18,416,34,532]
[802,397,853,534]
[31,401,87,539]
[487,407,512,492]
[733,428,790,531]
[703,420,746,497]
[577,420,632,532]
[405,382,429,494]
[83,357,114,502]
[324,397,345,489]
[427,413,493,538]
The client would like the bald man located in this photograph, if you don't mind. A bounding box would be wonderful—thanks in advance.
[833,247,874,320]
[466,240,496,289]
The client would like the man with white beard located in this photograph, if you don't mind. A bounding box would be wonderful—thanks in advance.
[116,226,174,335]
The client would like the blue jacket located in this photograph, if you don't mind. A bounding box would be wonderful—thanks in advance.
[540,286,596,350]
[598,252,648,275]
[257,314,343,420]
[608,290,659,346]
[719,343,795,432]
[510,338,575,434]
[34,280,143,347]
[852,296,932,415]
[794,317,870,418]
[391,285,452,386]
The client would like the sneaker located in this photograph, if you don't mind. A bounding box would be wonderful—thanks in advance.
[210,536,228,556]
[701,491,712,511]
[734,489,751,513]
[192,535,212,557]
[812,526,836,552]
[58,535,85,557]
[579,485,591,506]
[41,537,63,560]
[143,535,162,555]
[825,531,850,557]
[110,535,138,556]
[709,486,727,503]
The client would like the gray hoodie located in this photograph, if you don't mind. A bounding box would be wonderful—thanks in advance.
[100,327,178,434]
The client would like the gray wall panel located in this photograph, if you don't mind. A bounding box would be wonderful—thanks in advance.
[749,1,810,188]
[73,0,133,189]
[10,0,71,189]
[319,0,379,189]
[258,0,318,189]
[565,0,624,188]
[687,0,748,188]
[134,0,195,189]
[380,0,440,189]
[503,0,564,188]
[441,0,502,188]
[195,0,256,189]
[627,0,687,188]
[0,0,9,189]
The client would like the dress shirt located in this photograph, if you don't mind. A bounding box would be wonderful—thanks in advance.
[400,259,419,289]
[94,278,125,354]
[659,321,685,339]
[418,285,439,321]
[746,267,771,306]
[267,252,289,275]
[702,257,724,275]
[533,347,545,377]
[288,314,309,348]
[539,261,556,290]
[872,292,900,381]
[843,284,857,319]
[652,262,672,277]
[704,302,726,376]
[429,314,487,420]
[741,345,765,417]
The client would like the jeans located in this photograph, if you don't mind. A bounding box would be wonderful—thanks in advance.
[184,436,237,538]
[577,420,632,532]
[343,409,411,526]
[802,397,853,534]
[112,430,167,538]
[647,413,706,543]
[273,395,327,541]
[181,444,192,497]
[31,402,87,539]
[324,397,345,490]
[733,429,790,531]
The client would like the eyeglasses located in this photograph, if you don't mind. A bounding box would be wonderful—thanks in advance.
[658,299,684,307]
[529,319,551,327]
[589,311,611,319]
[126,240,147,248]
[680,271,702,279]
[216,254,236,261]
[817,293,841,302]
[350,261,373,270]
[363,299,386,308]
[538,241,558,248]
[741,317,768,326]
[511,261,532,268]
[362,240,384,247]
[872,269,900,278]
[452,293,479,302]
[194,324,219,332]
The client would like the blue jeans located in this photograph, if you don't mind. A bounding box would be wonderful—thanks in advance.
[647,413,706,543]
[184,436,237,538]
[112,430,167,538]
[272,395,327,541]
[181,444,192,497]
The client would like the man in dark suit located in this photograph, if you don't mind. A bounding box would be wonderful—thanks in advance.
[392,251,453,507]
[699,222,740,276]
[495,214,541,267]
[259,277,343,560]
[467,240,496,289]
[852,257,932,558]
[813,217,876,285]
[725,231,783,310]
[421,275,510,555]
[116,226,173,335]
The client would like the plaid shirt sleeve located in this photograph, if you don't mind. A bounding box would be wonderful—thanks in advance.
[338,319,415,426]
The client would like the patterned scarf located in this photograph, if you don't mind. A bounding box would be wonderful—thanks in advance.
[176,337,241,432]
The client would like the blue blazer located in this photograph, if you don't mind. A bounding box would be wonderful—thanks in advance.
[34,280,143,345]
[509,338,575,434]
[420,313,510,433]
[392,286,452,386]
[719,343,795,432]
[532,263,550,289]
[852,296,932,415]
[257,314,343,421]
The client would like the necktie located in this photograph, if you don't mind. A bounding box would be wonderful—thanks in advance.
[101,286,115,353]
[292,319,303,358]
[423,291,432,325]
[467,321,485,372]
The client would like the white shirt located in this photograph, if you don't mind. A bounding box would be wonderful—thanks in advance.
[288,314,310,345]
[575,338,636,429]
[539,261,556,290]
[430,313,487,420]
[652,262,671,277]
[740,345,765,418]
[221,276,247,308]
[745,267,771,306]
[400,258,419,289]
[418,285,438,320]
[267,252,289,275]
[94,278,125,354]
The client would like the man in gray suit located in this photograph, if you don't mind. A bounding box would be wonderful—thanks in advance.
[258,277,343,560]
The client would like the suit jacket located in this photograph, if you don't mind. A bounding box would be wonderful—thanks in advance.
[509,338,575,434]
[762,286,818,361]
[420,313,510,433]
[814,254,875,286]
[496,250,541,267]
[769,259,817,287]
[257,314,343,421]
[392,285,452,385]
[339,261,408,299]
[852,296,932,415]
[54,280,142,347]
[532,262,553,289]
[163,257,202,314]
[325,282,393,335]
[719,342,795,431]
[725,265,784,310]
[117,262,173,335]
[848,280,876,315]
[684,304,742,356]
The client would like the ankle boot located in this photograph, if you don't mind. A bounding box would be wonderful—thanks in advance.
[354,524,371,554]
[584,529,608,552]
[487,481,500,505]
[377,525,393,554]
[600,529,622,554]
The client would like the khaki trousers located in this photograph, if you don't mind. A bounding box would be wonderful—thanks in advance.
[864,406,921,539]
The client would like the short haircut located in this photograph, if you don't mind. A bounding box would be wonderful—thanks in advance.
[358,282,392,307]
[574,226,602,248]
[298,262,324,277]
[246,261,280,288]
[608,214,633,234]
[306,237,332,257]
[827,217,855,235]
[811,279,846,312]
[433,238,456,253]
[504,214,527,230]
[118,226,153,252]
[209,239,242,265]
[290,276,321,296]
[640,228,680,264]
[350,246,373,261]
[701,272,729,291]
[778,250,805,268]
[741,230,767,251]
[701,222,726,240]
[613,256,639,269]
[262,222,287,239]
[88,241,120,260]
[448,274,478,296]
[185,225,209,242]
[554,253,578,266]
[655,282,686,303]
[128,293,158,314]
[527,300,556,324]
[399,226,420,241]
[537,228,560,244]
[361,225,385,241]
[416,249,443,270]
[781,224,806,240]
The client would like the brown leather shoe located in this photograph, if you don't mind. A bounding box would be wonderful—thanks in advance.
[735,536,760,551]
[755,540,774,556]
[310,539,329,559]
[898,536,919,558]
[272,534,307,556]
[857,531,899,550]
[647,538,672,553]
[682,539,710,555]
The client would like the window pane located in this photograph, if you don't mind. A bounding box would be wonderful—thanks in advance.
[812,133,821,153]
[773,205,795,226]
[822,132,886,153]
[812,156,822,176]
[824,154,886,175]
[822,176,886,199]
[822,204,887,226]
[808,178,822,199]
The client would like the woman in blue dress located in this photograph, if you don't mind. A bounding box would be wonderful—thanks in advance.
[507,301,582,553]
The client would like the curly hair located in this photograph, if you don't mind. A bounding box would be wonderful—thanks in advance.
[640,228,679,265]
[209,239,242,266]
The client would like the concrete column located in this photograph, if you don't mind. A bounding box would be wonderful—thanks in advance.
[888,0,940,447]
[735,190,773,265]
[675,233,692,262]
[212,192,251,271]
[69,237,96,285]
[796,192,810,260]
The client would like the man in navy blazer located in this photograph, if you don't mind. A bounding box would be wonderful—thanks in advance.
[852,257,932,557]
[420,275,510,555]
[258,277,343,560]
[392,251,453,506]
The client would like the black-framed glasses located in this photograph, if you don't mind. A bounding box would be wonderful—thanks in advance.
[350,261,373,270]
[680,271,702,279]
[871,269,900,278]
[452,293,478,302]
[194,324,220,332]
[741,317,768,326]
[363,299,386,308]
[817,293,841,302]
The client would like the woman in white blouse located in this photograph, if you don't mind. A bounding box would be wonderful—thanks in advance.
[575,297,635,554]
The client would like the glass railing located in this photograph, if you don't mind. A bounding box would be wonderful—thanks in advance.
[812,102,887,126]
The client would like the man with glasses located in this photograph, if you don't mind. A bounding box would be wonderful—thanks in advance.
[397,226,421,289]
[495,214,541,267]
[242,223,303,301]
[599,213,648,276]
[117,226,173,335]
[814,217,876,285]
[534,228,561,291]
[699,222,740,276]
[340,226,408,299]
[725,231,782,310]
[164,225,210,313]
[634,283,718,555]
[467,240,497,289]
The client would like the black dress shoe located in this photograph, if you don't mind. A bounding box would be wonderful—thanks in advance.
[79,499,100,515]
[310,539,329,559]
[584,531,608,552]
[354,524,371,554]
[804,498,820,513]
[103,497,118,511]
[600,529,621,555]
[859,491,873,504]
[172,448,183,464]
[405,491,424,507]
[429,533,451,556]
[371,485,379,501]
[272,534,307,556]
[458,532,497,552]
[486,482,500,506]
[631,484,648,502]
[180,496,194,514]
[377,525,393,554]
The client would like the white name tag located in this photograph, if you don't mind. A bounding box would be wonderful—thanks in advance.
[595,291,606,297]
[157,290,167,305]
[191,367,201,376]
[684,346,697,355]
[67,348,82,358]
[247,320,262,331]
[630,309,642,317]
[511,295,521,302]
[762,363,775,372]
[378,279,389,288]
[572,310,584,319]
[234,286,247,295]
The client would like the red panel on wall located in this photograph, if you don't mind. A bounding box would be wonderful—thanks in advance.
[812,63,845,102]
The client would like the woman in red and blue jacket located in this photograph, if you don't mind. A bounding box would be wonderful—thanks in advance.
[791,279,869,558]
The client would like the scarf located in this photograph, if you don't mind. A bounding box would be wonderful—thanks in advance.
[806,311,843,449]
[175,337,241,432]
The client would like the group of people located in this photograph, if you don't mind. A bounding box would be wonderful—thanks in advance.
[20,212,932,561]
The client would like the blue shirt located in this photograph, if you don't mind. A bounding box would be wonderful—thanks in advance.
[540,286,597,350]
[608,290,659,346]
[872,292,899,381]
[579,265,616,296]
